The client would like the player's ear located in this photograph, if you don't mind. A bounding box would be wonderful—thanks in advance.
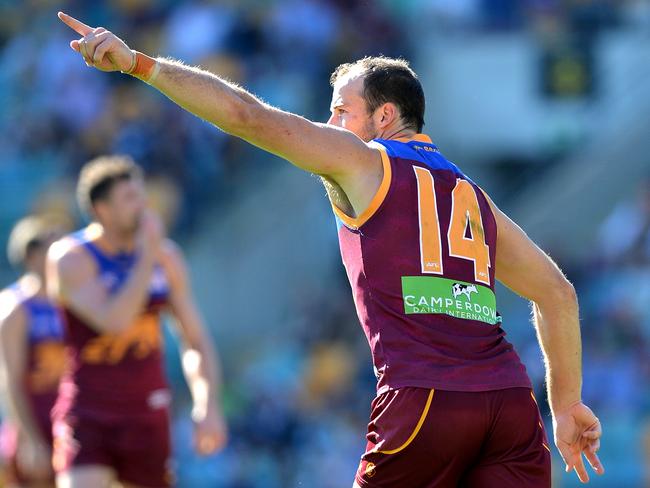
[91,201,106,223]
[378,102,398,129]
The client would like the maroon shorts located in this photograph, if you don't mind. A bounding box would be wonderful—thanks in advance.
[52,410,173,487]
[355,387,551,488]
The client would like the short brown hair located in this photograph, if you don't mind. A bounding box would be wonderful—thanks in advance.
[77,155,143,218]
[7,216,62,268]
[330,56,425,132]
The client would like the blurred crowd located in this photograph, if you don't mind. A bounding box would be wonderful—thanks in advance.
[0,0,649,487]
[586,179,650,422]
[0,0,406,240]
[544,179,650,485]
[396,0,649,32]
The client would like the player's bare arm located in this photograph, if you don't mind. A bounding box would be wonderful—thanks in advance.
[0,297,51,479]
[47,213,162,335]
[160,240,227,455]
[485,196,604,483]
[57,12,384,219]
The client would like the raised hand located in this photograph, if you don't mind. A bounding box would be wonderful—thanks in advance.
[553,401,604,483]
[58,12,135,73]
[137,209,164,257]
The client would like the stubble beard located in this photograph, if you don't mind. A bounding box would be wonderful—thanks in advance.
[360,118,379,143]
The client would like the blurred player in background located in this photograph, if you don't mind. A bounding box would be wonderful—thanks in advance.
[59,12,603,487]
[46,156,226,488]
[0,216,66,488]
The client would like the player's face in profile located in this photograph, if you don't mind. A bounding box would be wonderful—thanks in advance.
[328,75,377,142]
[104,179,146,235]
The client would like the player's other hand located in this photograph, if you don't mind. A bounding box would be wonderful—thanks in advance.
[553,401,604,483]
[193,406,228,456]
[58,12,135,73]
[16,435,52,481]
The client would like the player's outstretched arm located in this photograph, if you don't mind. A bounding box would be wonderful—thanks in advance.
[485,195,604,483]
[160,240,227,456]
[57,12,379,184]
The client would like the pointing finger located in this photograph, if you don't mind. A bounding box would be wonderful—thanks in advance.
[57,12,93,36]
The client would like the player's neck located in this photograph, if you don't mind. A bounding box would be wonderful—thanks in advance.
[378,125,417,142]
[93,224,137,255]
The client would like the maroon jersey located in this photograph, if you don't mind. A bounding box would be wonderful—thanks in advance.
[54,228,171,421]
[332,134,531,394]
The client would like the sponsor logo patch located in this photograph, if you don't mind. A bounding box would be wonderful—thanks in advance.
[402,276,500,325]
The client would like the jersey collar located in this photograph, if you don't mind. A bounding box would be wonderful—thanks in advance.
[394,134,433,144]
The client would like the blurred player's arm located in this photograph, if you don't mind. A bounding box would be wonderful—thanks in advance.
[46,214,162,334]
[161,240,227,455]
[57,13,380,193]
[0,301,47,446]
[0,300,52,478]
[484,194,604,483]
[47,244,153,334]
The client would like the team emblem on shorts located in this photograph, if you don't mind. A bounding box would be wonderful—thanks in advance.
[452,282,478,301]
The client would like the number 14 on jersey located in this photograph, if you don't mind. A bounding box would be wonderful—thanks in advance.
[413,167,491,286]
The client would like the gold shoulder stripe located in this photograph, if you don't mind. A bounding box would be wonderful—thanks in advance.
[332,143,392,229]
